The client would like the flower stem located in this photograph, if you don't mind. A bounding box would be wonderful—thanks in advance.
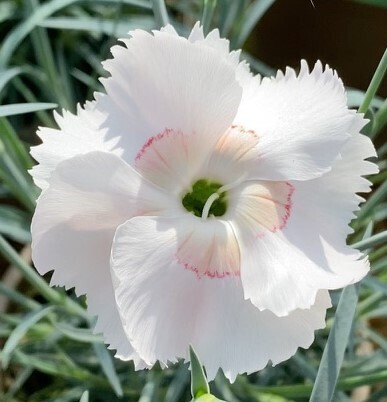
[358,48,387,114]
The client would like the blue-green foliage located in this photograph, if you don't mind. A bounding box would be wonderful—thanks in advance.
[0,1,386,401]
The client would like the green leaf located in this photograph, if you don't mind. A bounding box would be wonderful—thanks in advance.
[165,363,190,402]
[234,0,276,48]
[194,394,226,402]
[352,230,387,251]
[151,0,169,27]
[310,285,360,401]
[92,342,123,397]
[0,67,24,95]
[190,345,210,399]
[1,305,54,369]
[55,322,103,343]
[346,88,384,109]
[201,0,217,35]
[0,102,57,117]
[0,0,78,68]
[80,391,89,402]
[38,16,155,36]
[358,48,387,114]
[0,205,31,243]
[138,371,161,402]
[10,349,103,383]
[0,138,37,211]
[0,117,34,171]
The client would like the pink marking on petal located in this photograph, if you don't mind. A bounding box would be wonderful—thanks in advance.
[276,182,294,231]
[176,256,240,280]
[135,128,174,162]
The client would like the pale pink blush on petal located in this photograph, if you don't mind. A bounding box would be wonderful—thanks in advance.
[175,215,240,279]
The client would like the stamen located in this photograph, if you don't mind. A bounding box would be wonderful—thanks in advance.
[201,193,220,220]
[217,173,247,194]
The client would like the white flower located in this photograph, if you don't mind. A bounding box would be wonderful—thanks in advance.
[30,23,378,382]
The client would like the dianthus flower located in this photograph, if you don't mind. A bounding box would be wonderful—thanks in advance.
[30,23,378,381]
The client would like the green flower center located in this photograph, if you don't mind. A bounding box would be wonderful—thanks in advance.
[182,179,227,218]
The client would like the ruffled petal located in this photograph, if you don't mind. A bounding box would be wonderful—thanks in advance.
[30,101,119,190]
[229,181,314,315]
[111,215,331,381]
[31,151,174,363]
[282,129,378,284]
[232,129,377,316]
[31,26,243,190]
[234,61,357,181]
[100,27,242,163]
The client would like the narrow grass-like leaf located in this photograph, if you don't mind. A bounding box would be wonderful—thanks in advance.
[0,235,87,318]
[352,230,387,251]
[309,285,360,401]
[95,0,151,8]
[164,363,190,402]
[363,276,387,295]
[1,305,54,368]
[374,100,387,135]
[357,180,387,221]
[3,366,33,401]
[358,48,387,114]
[151,0,169,27]
[55,322,104,343]
[92,342,123,397]
[0,140,37,211]
[11,77,54,127]
[201,0,217,35]
[80,391,89,402]
[0,205,31,243]
[27,0,71,109]
[346,88,384,109]
[218,0,243,37]
[138,372,161,402]
[39,16,155,36]
[234,0,276,48]
[0,102,57,117]
[214,372,240,402]
[242,52,276,76]
[11,349,105,384]
[190,345,210,398]
[0,0,78,68]
[0,281,40,310]
[0,117,34,171]
[0,67,24,95]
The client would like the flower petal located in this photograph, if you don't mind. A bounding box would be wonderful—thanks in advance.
[100,27,243,163]
[30,101,119,190]
[229,181,314,315]
[111,215,331,382]
[134,128,210,194]
[232,129,377,316]
[282,130,378,285]
[234,61,356,181]
[31,151,173,363]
